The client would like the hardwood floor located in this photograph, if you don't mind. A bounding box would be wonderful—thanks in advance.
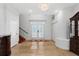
[11,40,76,56]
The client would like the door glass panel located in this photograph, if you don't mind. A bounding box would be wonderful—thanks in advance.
[31,22,45,39]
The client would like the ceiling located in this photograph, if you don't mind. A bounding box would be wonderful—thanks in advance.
[6,3,78,15]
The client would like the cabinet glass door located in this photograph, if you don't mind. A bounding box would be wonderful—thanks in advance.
[70,21,75,37]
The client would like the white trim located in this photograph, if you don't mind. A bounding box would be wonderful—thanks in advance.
[52,38,70,50]
[55,38,69,50]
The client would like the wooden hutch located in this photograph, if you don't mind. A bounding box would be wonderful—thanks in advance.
[0,35,11,56]
[70,12,79,55]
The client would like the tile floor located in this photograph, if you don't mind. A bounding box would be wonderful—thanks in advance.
[11,41,76,56]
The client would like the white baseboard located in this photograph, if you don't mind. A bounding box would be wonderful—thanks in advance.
[51,38,70,50]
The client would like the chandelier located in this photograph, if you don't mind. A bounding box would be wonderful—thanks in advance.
[39,3,48,11]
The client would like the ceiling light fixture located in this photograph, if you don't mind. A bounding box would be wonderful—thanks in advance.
[40,3,48,12]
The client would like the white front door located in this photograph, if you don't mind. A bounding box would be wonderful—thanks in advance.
[31,22,45,40]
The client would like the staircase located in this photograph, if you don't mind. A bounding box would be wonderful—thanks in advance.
[19,27,28,43]
[19,35,26,43]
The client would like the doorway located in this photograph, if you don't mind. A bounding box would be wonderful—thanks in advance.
[30,21,45,40]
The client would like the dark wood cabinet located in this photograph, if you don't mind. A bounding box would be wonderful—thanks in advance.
[70,12,79,55]
[0,35,11,56]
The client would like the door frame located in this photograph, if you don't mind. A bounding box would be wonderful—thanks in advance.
[30,21,45,40]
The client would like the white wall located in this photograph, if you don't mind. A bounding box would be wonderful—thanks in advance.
[71,4,79,16]
[44,17,51,40]
[0,4,6,35]
[5,5,19,34]
[51,7,74,41]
